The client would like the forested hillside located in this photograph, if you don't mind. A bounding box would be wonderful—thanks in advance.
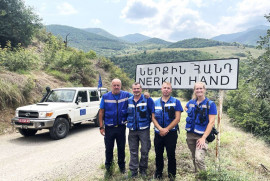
[82,28,121,41]
[120,33,151,43]
[168,38,233,48]
[46,25,130,56]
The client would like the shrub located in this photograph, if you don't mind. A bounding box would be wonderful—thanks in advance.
[0,79,22,109]
[0,42,39,72]
[22,77,35,101]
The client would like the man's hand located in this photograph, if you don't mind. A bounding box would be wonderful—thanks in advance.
[159,128,169,137]
[196,137,206,149]
[100,128,105,136]
[144,91,150,98]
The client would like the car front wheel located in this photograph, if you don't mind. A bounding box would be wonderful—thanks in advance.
[50,117,69,140]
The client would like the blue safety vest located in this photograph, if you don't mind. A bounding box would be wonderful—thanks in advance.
[127,95,151,130]
[185,98,213,135]
[103,91,129,126]
[154,97,178,133]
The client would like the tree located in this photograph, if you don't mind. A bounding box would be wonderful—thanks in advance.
[0,0,42,47]
[224,13,270,143]
[248,13,270,100]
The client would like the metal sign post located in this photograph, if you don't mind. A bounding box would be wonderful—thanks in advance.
[216,90,224,165]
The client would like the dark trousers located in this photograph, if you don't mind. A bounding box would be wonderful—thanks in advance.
[154,131,178,177]
[104,125,126,170]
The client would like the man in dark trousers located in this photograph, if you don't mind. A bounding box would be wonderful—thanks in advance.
[126,82,154,178]
[152,82,183,181]
[99,78,132,177]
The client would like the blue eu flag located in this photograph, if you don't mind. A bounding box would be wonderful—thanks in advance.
[98,73,102,88]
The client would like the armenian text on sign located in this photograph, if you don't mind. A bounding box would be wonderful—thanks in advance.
[135,58,239,90]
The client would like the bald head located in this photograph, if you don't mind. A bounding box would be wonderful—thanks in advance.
[111,78,122,94]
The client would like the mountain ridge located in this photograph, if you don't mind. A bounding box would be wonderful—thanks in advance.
[45,24,268,56]
[211,25,269,45]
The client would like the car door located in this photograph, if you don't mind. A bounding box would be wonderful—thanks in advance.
[88,89,100,119]
[74,90,89,122]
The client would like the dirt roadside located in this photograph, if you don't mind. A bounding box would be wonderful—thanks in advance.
[0,123,105,181]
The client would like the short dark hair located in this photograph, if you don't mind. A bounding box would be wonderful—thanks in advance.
[132,82,141,88]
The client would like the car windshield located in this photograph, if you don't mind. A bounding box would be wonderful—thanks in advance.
[45,90,76,102]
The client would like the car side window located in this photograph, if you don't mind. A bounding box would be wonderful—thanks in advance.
[89,90,99,102]
[76,91,88,102]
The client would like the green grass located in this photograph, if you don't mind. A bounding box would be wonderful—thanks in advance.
[46,70,70,82]
[0,79,23,110]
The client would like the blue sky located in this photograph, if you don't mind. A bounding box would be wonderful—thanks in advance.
[24,0,270,42]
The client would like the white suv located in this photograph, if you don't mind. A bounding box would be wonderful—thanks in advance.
[11,87,107,139]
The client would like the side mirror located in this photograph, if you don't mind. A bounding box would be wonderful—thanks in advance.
[76,97,82,104]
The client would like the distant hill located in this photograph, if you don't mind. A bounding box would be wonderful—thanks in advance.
[211,25,269,45]
[46,25,128,55]
[82,28,121,41]
[168,38,232,48]
[138,38,172,46]
[120,33,151,43]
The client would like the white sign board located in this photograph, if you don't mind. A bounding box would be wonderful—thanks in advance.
[136,58,239,90]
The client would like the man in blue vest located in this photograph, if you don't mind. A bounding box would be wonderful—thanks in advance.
[99,78,132,177]
[152,82,183,181]
[127,82,155,178]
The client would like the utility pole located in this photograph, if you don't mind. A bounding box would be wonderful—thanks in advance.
[64,33,70,48]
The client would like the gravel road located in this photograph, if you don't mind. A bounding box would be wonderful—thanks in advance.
[0,123,106,181]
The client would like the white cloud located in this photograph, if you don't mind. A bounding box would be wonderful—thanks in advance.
[122,0,213,41]
[121,0,158,20]
[57,2,78,15]
[121,0,270,41]
[214,0,270,36]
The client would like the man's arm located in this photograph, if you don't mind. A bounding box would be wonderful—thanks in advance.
[165,111,180,130]
[99,109,105,136]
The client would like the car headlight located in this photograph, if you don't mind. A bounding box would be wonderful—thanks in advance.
[15,110,19,117]
[39,112,53,118]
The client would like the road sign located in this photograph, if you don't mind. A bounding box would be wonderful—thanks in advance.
[136,58,239,90]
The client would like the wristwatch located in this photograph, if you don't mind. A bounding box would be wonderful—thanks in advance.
[99,127,104,130]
